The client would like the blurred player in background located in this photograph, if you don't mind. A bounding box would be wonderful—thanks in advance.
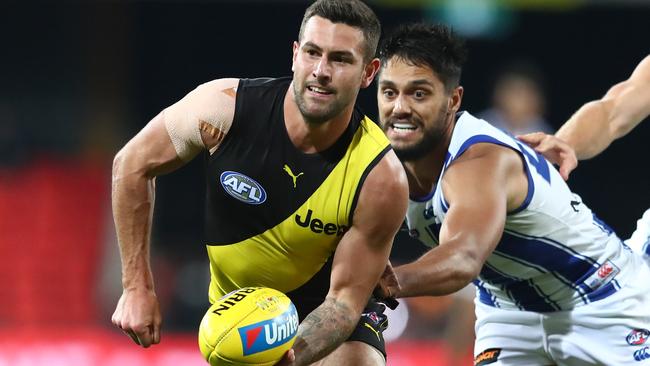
[110,1,408,365]
[375,23,650,364]
[479,61,553,136]
[519,55,650,262]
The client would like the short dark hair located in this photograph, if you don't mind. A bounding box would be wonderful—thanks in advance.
[493,60,546,95]
[379,23,467,92]
[299,0,381,62]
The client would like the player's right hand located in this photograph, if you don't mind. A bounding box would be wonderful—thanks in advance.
[111,287,162,348]
[516,132,578,181]
[374,261,400,309]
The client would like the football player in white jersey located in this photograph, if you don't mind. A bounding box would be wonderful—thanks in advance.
[375,23,650,364]
[519,55,650,263]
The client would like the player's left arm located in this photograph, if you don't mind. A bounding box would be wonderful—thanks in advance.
[289,151,408,365]
[390,144,527,297]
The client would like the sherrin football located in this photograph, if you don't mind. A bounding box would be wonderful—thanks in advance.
[198,287,299,366]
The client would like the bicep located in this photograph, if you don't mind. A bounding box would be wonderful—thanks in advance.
[114,112,186,179]
[605,57,650,137]
[438,146,521,266]
[327,152,408,312]
[438,186,505,266]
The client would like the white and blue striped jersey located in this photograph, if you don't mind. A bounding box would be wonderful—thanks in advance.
[405,111,638,312]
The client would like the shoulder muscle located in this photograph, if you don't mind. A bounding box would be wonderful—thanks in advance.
[353,150,409,245]
[163,78,239,161]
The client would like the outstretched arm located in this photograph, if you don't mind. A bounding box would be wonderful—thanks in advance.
[519,56,650,179]
[556,55,650,160]
[386,144,527,298]
[289,151,408,365]
[111,78,238,347]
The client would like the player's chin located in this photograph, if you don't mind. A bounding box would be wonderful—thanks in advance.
[302,105,338,123]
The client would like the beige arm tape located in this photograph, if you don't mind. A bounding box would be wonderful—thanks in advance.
[163,109,203,162]
[163,78,238,161]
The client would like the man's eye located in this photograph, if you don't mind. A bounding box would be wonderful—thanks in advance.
[383,90,395,98]
[414,90,426,98]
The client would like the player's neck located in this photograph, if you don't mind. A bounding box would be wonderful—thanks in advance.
[402,150,445,196]
[402,124,454,196]
[283,87,353,153]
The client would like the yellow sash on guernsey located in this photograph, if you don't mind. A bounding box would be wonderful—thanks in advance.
[206,117,390,303]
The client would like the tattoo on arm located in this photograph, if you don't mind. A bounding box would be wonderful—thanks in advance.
[292,297,357,365]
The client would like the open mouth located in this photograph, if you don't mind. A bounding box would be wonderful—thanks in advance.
[391,122,417,132]
[307,85,334,96]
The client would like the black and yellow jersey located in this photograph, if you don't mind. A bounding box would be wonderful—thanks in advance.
[204,77,390,315]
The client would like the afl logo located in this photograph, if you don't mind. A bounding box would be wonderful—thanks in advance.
[220,171,267,205]
[627,328,650,346]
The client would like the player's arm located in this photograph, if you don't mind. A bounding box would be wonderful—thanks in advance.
[111,78,238,347]
[519,56,650,179]
[390,144,527,297]
[289,151,408,365]
[557,55,650,160]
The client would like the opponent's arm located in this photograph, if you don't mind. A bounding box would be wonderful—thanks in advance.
[111,78,238,347]
[518,56,650,179]
[556,55,650,160]
[290,151,408,365]
[389,144,527,297]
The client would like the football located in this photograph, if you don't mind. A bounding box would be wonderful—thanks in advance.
[198,287,299,366]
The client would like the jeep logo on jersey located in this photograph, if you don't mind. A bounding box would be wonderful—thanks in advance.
[627,329,650,346]
[220,171,267,205]
[295,209,348,236]
[238,306,299,356]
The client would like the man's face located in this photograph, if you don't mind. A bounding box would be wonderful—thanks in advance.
[292,16,370,124]
[378,57,455,161]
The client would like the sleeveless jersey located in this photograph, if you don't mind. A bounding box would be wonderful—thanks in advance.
[204,77,391,305]
[405,111,638,312]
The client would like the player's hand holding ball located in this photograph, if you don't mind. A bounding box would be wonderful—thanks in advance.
[199,287,299,366]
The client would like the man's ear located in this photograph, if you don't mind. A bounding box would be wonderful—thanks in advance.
[360,58,381,89]
[449,85,464,113]
[291,41,299,72]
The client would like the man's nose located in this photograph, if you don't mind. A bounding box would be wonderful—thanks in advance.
[392,95,411,115]
[313,58,332,83]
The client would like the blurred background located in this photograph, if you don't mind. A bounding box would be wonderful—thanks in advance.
[0,0,648,365]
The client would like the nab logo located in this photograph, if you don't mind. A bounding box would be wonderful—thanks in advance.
[295,209,348,236]
[628,329,650,346]
[220,171,267,205]
[238,306,299,356]
[634,347,650,361]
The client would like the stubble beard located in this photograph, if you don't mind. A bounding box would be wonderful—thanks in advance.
[293,82,344,125]
[392,105,452,162]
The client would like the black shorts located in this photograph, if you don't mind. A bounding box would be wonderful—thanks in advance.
[285,258,390,358]
[289,294,390,359]
[346,298,389,359]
